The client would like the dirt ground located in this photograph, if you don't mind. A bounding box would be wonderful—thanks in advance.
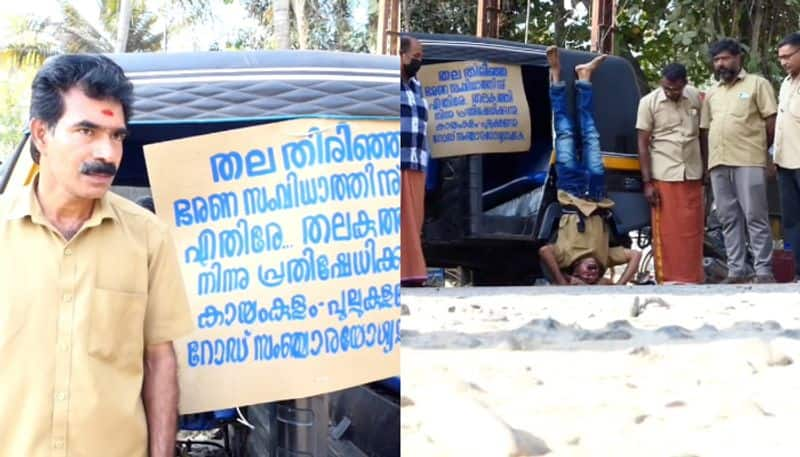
[401,284,800,457]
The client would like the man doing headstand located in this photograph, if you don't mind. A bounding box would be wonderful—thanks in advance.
[538,47,641,285]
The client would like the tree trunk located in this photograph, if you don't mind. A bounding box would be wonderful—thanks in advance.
[766,0,777,61]
[553,0,565,46]
[730,1,741,37]
[705,0,718,38]
[750,0,764,69]
[291,0,307,49]
[402,0,411,31]
[334,0,349,50]
[115,0,132,52]
[274,0,291,49]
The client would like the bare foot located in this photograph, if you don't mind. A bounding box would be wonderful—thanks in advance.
[546,46,561,83]
[575,54,607,81]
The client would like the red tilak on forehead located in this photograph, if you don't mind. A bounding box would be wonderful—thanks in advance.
[101,109,114,117]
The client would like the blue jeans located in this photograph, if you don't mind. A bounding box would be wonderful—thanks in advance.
[550,81,606,200]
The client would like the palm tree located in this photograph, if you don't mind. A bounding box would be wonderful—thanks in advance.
[59,0,164,53]
[274,0,291,49]
[291,0,307,49]
[0,15,60,67]
[116,0,133,52]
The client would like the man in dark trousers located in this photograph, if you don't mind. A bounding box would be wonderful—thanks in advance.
[700,38,778,284]
[774,32,800,280]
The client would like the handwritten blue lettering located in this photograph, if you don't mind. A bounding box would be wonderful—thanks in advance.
[195,295,322,331]
[431,95,467,111]
[209,148,277,183]
[424,85,448,97]
[252,318,400,362]
[197,261,250,296]
[256,241,400,287]
[326,282,401,321]
[187,330,251,367]
[302,210,382,245]
[174,192,238,227]
[463,63,508,79]
[240,163,398,216]
[184,219,283,265]
[280,124,400,172]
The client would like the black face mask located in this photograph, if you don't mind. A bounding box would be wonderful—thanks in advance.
[404,58,422,78]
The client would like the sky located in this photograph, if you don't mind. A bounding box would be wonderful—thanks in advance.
[1,0,371,52]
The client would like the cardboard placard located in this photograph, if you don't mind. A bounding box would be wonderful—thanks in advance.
[417,60,532,158]
[144,118,401,414]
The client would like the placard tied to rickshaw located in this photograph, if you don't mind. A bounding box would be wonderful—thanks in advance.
[144,118,401,414]
[417,60,532,158]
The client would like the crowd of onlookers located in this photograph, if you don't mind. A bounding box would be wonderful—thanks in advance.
[401,33,800,286]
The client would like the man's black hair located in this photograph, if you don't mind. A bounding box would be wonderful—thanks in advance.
[661,63,687,82]
[778,32,800,49]
[29,54,133,164]
[709,38,743,58]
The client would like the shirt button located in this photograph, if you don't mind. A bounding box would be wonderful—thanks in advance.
[56,392,67,401]
[64,248,72,256]
[63,294,72,303]
[54,440,64,449]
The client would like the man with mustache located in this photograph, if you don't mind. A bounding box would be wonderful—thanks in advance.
[400,35,430,287]
[773,32,800,281]
[700,38,778,283]
[0,54,193,456]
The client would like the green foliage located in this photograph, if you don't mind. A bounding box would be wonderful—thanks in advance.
[239,0,373,51]
[0,1,210,161]
[0,67,34,161]
[403,0,588,47]
[0,16,60,67]
[404,0,800,93]
[403,0,477,36]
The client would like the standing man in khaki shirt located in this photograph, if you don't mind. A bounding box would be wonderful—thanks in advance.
[700,38,778,284]
[774,32,800,280]
[637,63,705,284]
[0,55,194,456]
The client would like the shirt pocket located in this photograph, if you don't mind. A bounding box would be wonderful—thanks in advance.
[655,106,681,130]
[729,96,752,118]
[89,288,146,362]
[687,107,700,136]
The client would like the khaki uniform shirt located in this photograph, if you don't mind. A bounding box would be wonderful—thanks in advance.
[636,86,703,181]
[700,70,777,169]
[0,184,194,457]
[553,191,628,269]
[774,74,800,169]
